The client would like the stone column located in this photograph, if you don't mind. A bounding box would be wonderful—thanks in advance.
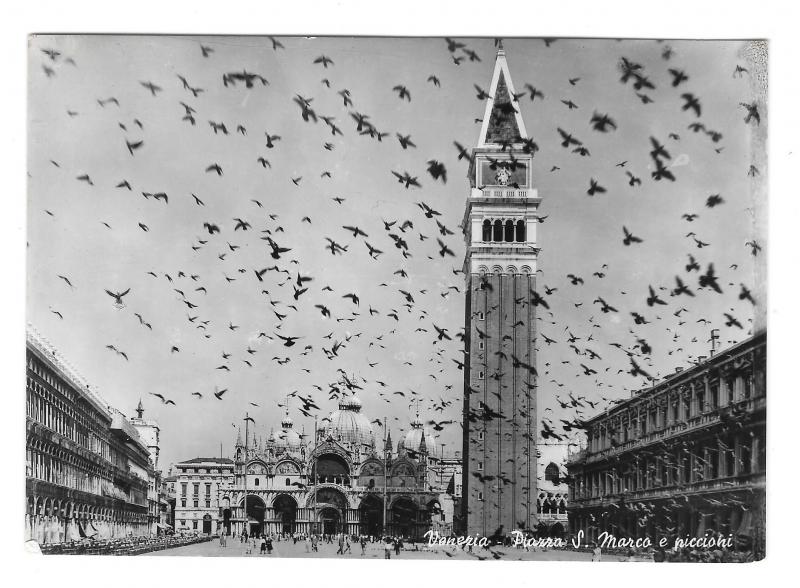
[751,435,760,473]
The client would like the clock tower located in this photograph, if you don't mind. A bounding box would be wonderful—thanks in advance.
[461,44,542,536]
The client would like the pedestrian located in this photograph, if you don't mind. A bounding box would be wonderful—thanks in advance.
[395,537,401,556]
[591,542,602,562]
[336,533,345,554]
[260,535,267,554]
[266,536,273,554]
[360,535,367,556]
[344,536,351,554]
[311,534,319,552]
[384,538,392,559]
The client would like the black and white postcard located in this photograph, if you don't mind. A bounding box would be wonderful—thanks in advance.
[24,32,768,565]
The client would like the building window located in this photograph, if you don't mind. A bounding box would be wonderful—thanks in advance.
[478,431,484,441]
[478,311,485,321]
[504,220,514,242]
[743,376,752,400]
[544,462,560,483]
[493,220,503,242]
[205,500,211,508]
[478,371,484,380]
[285,477,291,486]
[516,220,526,242]
[181,483,187,496]
[478,492,483,501]
[478,341,484,350]
[193,500,198,508]
[193,521,198,530]
[482,220,492,242]
[181,499,186,508]
[254,478,259,486]
[205,483,211,496]
[477,461,483,470]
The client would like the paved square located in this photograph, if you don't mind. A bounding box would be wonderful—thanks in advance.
[148,537,598,561]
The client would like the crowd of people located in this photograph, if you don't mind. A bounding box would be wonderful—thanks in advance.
[217,530,414,557]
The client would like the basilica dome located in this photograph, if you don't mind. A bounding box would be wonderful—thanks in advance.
[324,395,375,448]
[398,417,436,455]
[274,415,303,450]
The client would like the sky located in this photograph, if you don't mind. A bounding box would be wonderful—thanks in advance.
[26,35,766,472]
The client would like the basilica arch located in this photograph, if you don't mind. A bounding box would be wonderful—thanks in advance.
[306,486,348,535]
[389,496,419,539]
[358,494,384,537]
[310,452,351,486]
[272,494,298,534]
[240,494,266,536]
[390,458,417,488]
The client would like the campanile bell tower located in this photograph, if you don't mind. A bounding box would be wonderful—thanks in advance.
[461,43,542,536]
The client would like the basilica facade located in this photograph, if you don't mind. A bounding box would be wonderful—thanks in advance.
[214,396,458,539]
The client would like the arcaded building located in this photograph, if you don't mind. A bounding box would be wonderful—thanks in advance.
[566,331,766,558]
[25,328,157,543]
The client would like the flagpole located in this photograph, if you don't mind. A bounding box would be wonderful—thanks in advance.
[383,417,387,537]
[313,416,318,536]
[243,412,248,537]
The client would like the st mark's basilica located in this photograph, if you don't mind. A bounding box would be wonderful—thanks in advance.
[213,394,459,539]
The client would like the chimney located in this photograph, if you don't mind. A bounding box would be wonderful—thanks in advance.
[709,329,720,356]
[697,355,707,364]
[675,367,684,374]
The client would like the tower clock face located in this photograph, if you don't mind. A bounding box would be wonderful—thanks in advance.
[495,168,511,186]
[480,159,527,187]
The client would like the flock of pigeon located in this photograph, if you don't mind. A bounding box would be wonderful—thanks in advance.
[29,36,763,472]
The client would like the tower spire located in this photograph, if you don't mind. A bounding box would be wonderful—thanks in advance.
[477,46,528,148]
[135,398,144,419]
